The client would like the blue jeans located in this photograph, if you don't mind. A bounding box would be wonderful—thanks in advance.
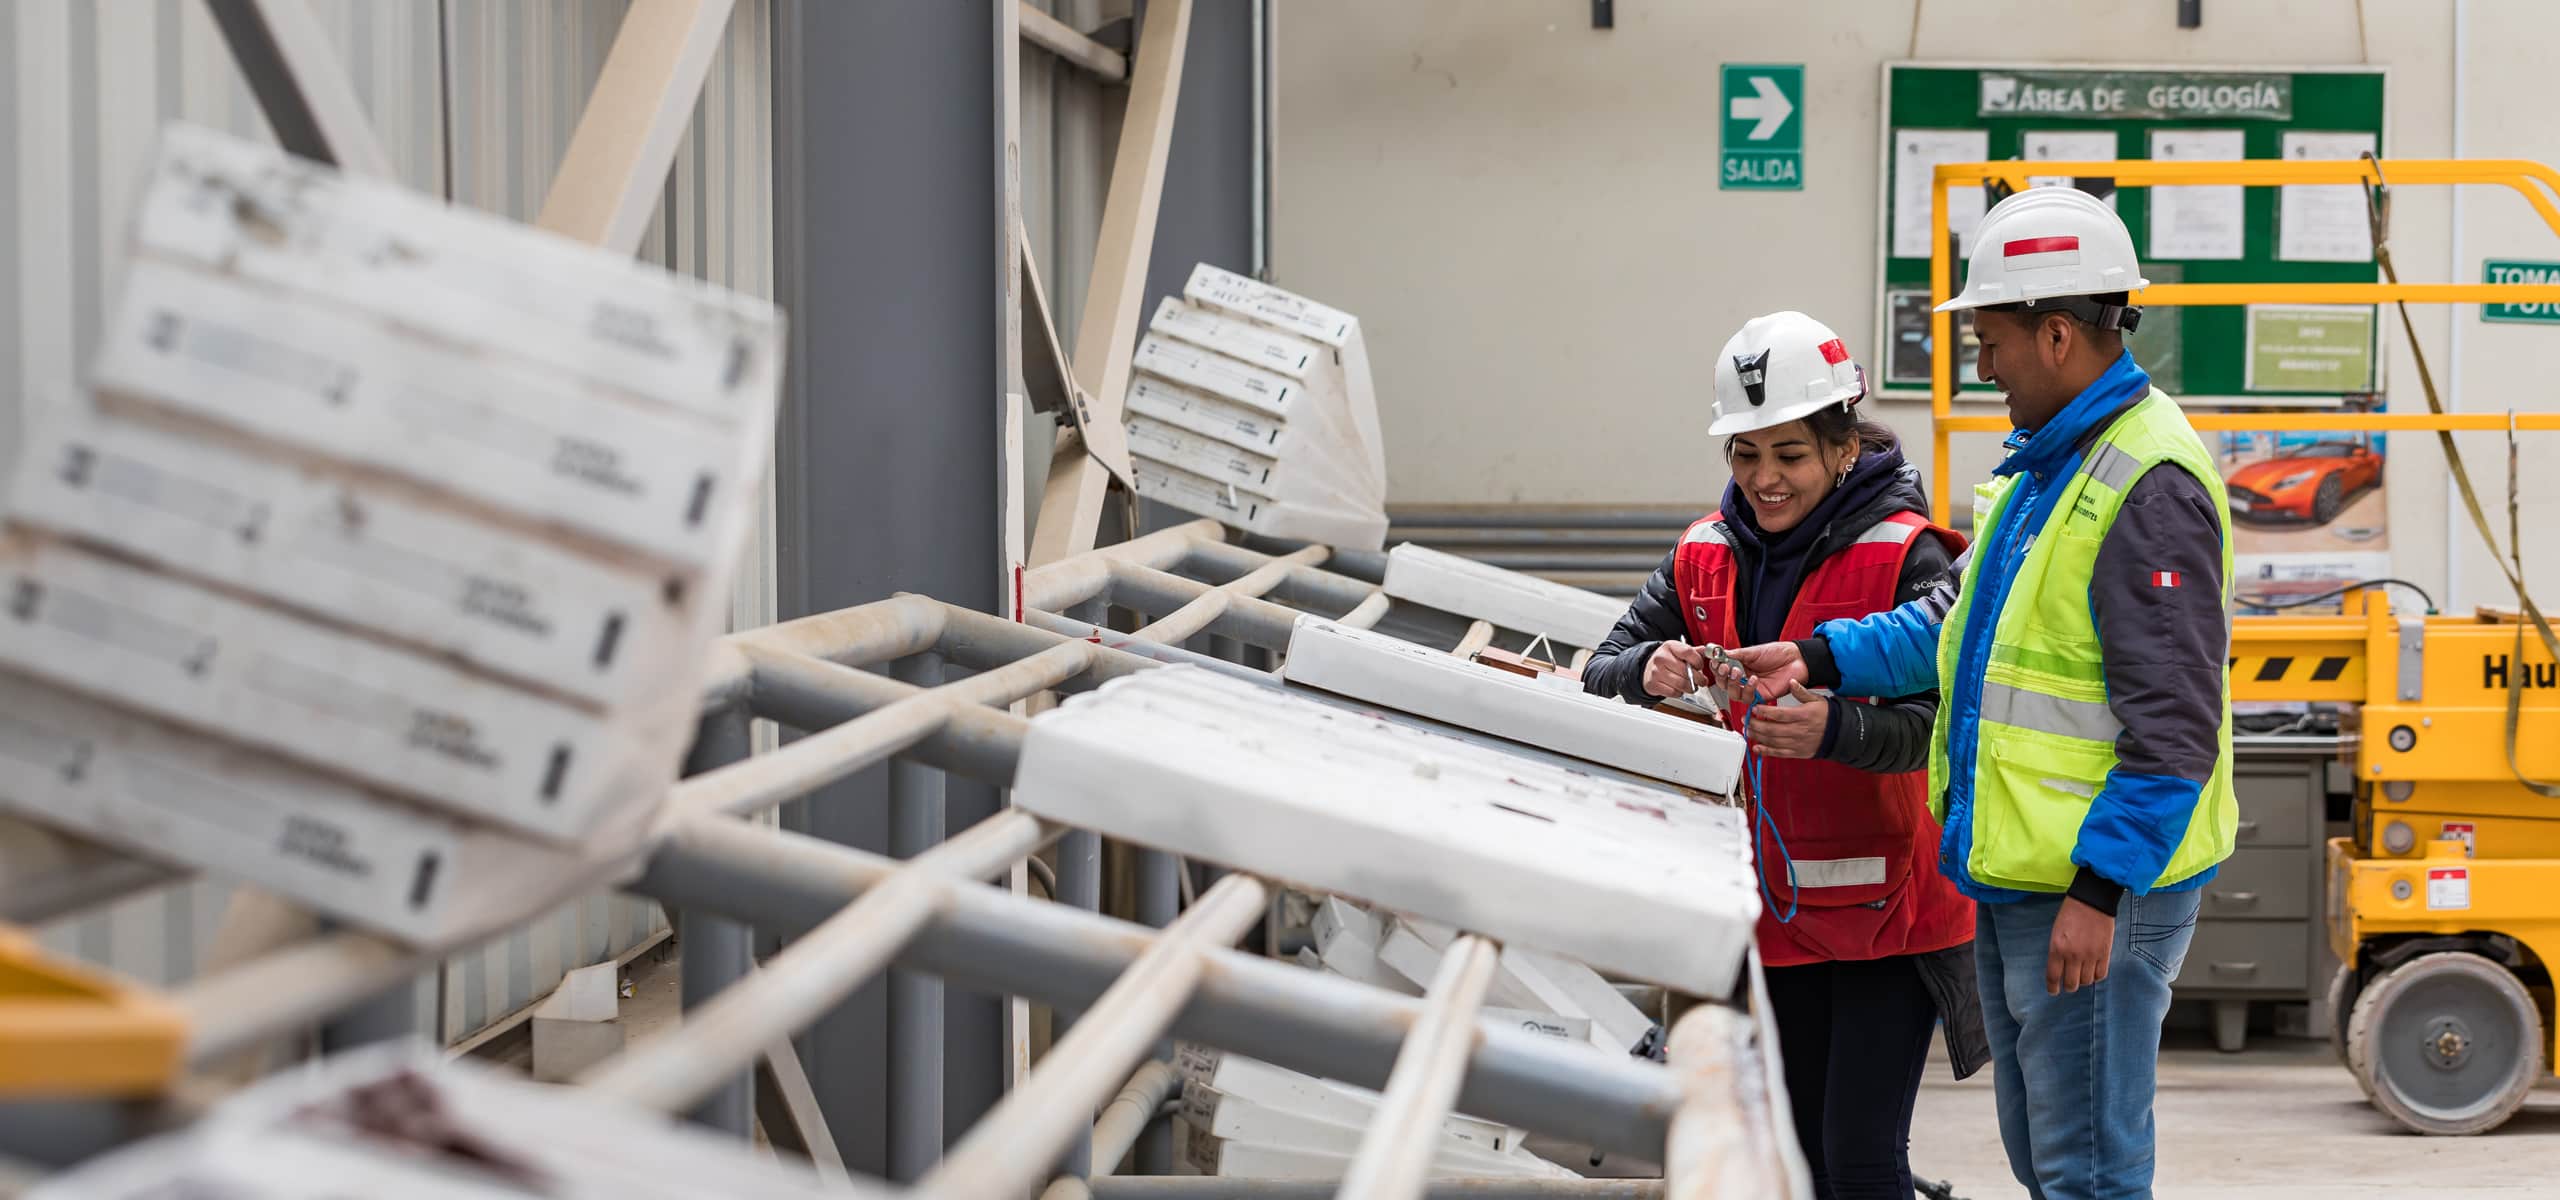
[1976,887,2201,1200]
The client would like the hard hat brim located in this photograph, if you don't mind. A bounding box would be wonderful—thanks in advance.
[1707,387,1861,437]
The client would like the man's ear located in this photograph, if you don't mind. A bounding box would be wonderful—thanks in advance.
[2041,311,2076,367]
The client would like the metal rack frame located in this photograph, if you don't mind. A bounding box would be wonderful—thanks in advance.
[4,518,1787,1199]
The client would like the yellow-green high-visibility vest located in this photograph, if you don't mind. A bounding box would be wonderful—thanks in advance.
[1925,389,2238,894]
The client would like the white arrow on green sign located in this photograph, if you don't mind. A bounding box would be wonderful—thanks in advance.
[2483,259,2560,324]
[1720,64,1803,191]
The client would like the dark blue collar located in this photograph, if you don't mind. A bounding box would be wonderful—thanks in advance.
[1994,350,2151,480]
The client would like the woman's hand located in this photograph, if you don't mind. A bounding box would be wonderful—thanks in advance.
[1643,641,1709,700]
[1745,682,1830,758]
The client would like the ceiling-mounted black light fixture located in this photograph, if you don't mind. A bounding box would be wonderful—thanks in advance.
[1593,0,1615,30]
[2178,0,2202,28]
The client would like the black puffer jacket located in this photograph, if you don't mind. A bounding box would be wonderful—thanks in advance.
[1581,452,1955,774]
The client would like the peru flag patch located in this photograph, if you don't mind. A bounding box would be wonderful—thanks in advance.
[2152,570,2181,588]
[2003,235,2081,270]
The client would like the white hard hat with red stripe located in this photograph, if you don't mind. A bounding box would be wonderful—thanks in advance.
[1709,311,1866,437]
[1935,186,2149,331]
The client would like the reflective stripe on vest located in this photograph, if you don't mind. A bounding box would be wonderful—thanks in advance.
[1926,389,2238,893]
[1979,680,2123,743]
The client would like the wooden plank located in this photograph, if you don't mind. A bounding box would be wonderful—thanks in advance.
[1030,0,1193,565]
[1018,2,1127,83]
[535,0,738,256]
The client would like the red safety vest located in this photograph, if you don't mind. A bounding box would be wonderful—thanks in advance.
[1673,509,1976,967]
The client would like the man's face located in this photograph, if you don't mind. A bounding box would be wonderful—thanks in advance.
[1972,308,2075,432]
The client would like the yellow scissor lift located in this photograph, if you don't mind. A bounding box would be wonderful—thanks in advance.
[1926,158,2560,1135]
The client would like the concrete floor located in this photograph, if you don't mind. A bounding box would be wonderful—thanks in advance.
[1910,1030,2560,1199]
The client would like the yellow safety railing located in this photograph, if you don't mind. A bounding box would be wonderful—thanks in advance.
[1925,158,2560,525]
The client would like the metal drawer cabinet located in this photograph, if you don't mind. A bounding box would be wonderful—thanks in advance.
[2179,920,2312,995]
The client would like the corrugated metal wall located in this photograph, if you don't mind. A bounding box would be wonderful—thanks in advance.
[4,0,779,1044]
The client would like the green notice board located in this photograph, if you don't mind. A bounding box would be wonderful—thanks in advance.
[1875,64,2387,402]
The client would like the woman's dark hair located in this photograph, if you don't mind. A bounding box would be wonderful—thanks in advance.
[1802,402,1901,456]
[1727,401,1899,457]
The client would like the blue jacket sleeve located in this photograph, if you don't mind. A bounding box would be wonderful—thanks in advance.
[1806,558,1962,699]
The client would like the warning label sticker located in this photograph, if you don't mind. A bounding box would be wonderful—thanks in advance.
[2428,865,2471,911]
[2442,821,2477,858]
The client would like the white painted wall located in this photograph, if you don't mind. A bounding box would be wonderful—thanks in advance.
[1276,0,2560,607]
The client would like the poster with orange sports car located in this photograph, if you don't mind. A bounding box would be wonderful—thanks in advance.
[2218,419,2389,613]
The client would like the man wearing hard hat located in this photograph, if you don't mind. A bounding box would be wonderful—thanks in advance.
[1719,187,2236,1200]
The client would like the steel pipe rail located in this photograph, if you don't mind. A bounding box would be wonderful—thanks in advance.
[1022,519,1222,614]
[1340,935,1502,1200]
[922,876,1268,1200]
[1340,589,1394,630]
[1177,537,1382,617]
[1043,1060,1185,1200]
[1023,608,1283,684]
[676,642,1096,817]
[630,821,1686,1158]
[585,810,1056,1114]
[1129,545,1329,643]
[1452,620,1497,658]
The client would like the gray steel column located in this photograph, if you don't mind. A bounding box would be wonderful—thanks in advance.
[888,654,946,1182]
[679,707,756,1135]
[770,0,1013,1175]
[1051,599,1109,1178]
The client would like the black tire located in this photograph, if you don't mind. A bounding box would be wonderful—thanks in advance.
[2347,952,2542,1135]
[2312,475,2345,524]
[2326,963,2360,1070]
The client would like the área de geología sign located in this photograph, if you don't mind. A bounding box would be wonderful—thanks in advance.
[1978,70,2291,121]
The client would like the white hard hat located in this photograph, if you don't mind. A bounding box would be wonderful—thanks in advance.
[1709,311,1866,437]
[1936,186,2148,331]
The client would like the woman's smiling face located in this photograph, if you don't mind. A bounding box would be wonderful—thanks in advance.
[1726,418,1855,533]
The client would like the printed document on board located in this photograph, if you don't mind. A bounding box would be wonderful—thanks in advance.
[1891,129,1991,259]
[2022,130,2120,204]
[2147,129,2246,260]
[2277,131,2378,262]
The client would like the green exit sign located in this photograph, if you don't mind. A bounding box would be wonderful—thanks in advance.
[1720,64,1803,191]
[2483,259,2560,323]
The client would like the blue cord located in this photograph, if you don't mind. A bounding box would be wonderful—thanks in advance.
[1741,701,1799,925]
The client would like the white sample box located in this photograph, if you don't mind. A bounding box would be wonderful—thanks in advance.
[30,1041,883,1200]
[1014,666,1761,998]
[0,670,654,946]
[130,125,783,430]
[90,259,762,575]
[1381,543,1629,651]
[1174,1043,1517,1154]
[0,537,677,842]
[7,407,709,710]
[1121,267,1389,550]
[1281,615,1744,795]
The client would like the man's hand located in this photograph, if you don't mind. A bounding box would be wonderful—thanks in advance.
[1744,682,1829,758]
[1643,641,1710,701]
[2046,897,2115,995]
[1714,642,1810,702]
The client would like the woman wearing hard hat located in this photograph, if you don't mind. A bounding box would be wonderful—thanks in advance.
[1582,311,1983,1200]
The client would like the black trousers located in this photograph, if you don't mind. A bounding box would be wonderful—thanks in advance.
[1763,955,1941,1200]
